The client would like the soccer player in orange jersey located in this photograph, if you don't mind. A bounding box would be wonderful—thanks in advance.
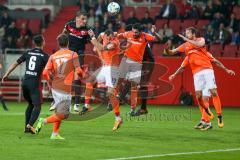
[35,34,84,139]
[169,53,235,130]
[85,29,123,130]
[116,23,161,116]
[167,27,235,129]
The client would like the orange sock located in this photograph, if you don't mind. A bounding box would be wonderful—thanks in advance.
[53,121,61,134]
[46,114,65,123]
[85,83,93,105]
[130,87,138,110]
[202,98,210,122]
[109,90,120,117]
[212,95,222,116]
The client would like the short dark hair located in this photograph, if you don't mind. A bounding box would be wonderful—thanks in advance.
[104,29,113,36]
[76,11,88,17]
[33,35,44,47]
[132,23,143,32]
[186,27,198,34]
[57,34,69,48]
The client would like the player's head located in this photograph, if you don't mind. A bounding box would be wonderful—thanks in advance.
[185,27,197,39]
[33,34,45,48]
[75,11,88,27]
[57,34,69,48]
[104,29,114,41]
[132,23,143,39]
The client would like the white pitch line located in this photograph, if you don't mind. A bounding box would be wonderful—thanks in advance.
[102,148,240,160]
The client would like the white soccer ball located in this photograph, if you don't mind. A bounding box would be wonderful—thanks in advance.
[107,2,120,15]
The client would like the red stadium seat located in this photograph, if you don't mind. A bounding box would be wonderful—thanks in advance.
[152,44,166,57]
[155,19,168,28]
[15,18,28,29]
[223,45,238,57]
[149,6,161,18]
[135,7,148,19]
[169,20,181,34]
[181,19,196,30]
[209,44,223,57]
[28,18,41,35]
[123,6,135,20]
[196,20,210,30]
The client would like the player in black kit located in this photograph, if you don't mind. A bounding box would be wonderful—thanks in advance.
[2,35,49,134]
[63,11,91,112]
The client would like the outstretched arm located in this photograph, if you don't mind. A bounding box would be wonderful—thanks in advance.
[212,58,235,76]
[178,34,205,47]
[2,62,20,83]
[169,66,185,81]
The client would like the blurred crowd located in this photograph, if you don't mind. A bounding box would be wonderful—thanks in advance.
[0,0,239,54]
[78,0,240,46]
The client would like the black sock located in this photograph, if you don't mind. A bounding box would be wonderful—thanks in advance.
[28,104,41,126]
[0,96,8,111]
[140,86,148,110]
[73,80,81,105]
[25,104,34,126]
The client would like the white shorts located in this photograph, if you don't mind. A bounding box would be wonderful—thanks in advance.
[94,66,119,88]
[193,69,217,92]
[202,88,211,97]
[52,89,72,113]
[119,57,142,83]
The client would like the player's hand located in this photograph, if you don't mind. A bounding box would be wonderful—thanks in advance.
[169,74,176,81]
[88,29,95,38]
[226,69,235,76]
[178,34,187,41]
[151,25,157,33]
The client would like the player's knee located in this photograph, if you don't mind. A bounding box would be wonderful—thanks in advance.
[210,89,218,97]
[196,92,202,99]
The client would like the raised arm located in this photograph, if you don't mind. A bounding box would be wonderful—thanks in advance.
[178,34,205,47]
[151,25,162,42]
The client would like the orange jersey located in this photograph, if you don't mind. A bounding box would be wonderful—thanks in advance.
[99,33,121,66]
[43,49,82,93]
[176,37,214,75]
[118,31,155,63]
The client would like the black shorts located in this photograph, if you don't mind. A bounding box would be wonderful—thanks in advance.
[22,79,42,105]
[70,48,85,66]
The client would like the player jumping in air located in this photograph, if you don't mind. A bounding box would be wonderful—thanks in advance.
[167,27,235,128]
[85,29,123,130]
[35,34,84,139]
[2,35,49,134]
[116,23,161,115]
[169,53,235,130]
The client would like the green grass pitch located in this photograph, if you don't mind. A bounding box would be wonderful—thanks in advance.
[0,102,239,160]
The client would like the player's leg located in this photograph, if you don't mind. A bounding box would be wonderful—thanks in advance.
[36,89,71,139]
[195,88,211,129]
[200,97,213,131]
[204,69,223,127]
[0,93,8,111]
[128,59,142,116]
[27,88,42,128]
[105,66,122,130]
[108,87,122,131]
[21,84,35,133]
[73,53,85,111]
[81,67,103,114]
[194,71,214,119]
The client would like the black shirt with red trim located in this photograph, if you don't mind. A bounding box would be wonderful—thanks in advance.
[64,20,91,54]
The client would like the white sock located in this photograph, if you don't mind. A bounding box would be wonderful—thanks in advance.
[130,108,135,112]
[115,116,121,121]
[85,104,89,108]
[52,132,58,136]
